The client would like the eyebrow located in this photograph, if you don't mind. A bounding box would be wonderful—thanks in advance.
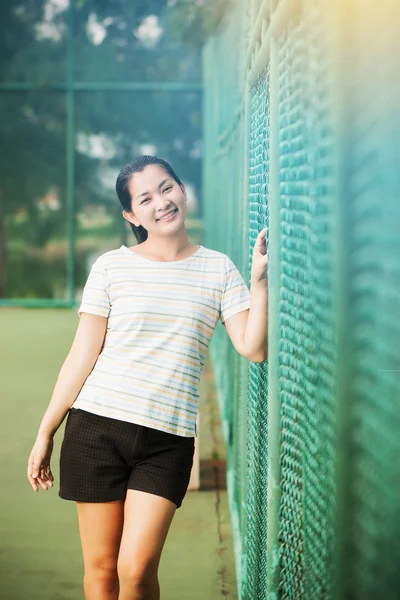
[135,178,172,201]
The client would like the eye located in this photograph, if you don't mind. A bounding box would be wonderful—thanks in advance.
[141,198,150,204]
[163,186,173,192]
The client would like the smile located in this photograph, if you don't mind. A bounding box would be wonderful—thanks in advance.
[157,208,178,222]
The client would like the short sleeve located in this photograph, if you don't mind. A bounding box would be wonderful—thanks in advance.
[78,257,111,318]
[220,256,251,323]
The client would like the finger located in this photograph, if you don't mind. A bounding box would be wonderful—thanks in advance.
[37,469,49,490]
[255,230,268,249]
[43,465,55,482]
[27,466,39,492]
[27,458,40,489]
[37,476,49,491]
[255,241,268,256]
[254,239,265,252]
[27,472,39,491]
[40,467,52,483]
[31,457,43,479]
[41,469,53,487]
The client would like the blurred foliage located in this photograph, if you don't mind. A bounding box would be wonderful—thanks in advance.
[0,0,226,297]
[163,0,233,48]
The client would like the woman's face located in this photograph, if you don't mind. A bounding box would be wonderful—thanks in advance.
[123,164,187,233]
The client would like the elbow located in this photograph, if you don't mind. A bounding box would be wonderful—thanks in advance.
[252,354,268,364]
[244,347,268,363]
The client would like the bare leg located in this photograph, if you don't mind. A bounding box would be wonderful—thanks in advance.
[117,490,177,600]
[76,500,125,600]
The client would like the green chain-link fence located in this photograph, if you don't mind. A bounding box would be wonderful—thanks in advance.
[0,0,203,306]
[203,0,400,598]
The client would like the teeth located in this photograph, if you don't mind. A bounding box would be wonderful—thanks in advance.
[159,209,176,221]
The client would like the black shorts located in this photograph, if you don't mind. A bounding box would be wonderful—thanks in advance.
[59,408,195,509]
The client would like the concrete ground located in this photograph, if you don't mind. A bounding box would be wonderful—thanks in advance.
[0,309,238,599]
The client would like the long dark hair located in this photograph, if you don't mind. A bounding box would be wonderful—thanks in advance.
[115,155,184,243]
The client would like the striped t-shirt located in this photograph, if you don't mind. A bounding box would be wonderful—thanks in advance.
[72,244,251,437]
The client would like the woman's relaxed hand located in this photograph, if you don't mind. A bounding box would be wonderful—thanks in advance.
[27,435,55,492]
[250,227,269,287]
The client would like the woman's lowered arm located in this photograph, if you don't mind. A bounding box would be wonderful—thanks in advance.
[36,313,108,440]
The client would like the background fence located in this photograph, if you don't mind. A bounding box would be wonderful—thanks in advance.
[203,0,400,598]
[0,0,203,305]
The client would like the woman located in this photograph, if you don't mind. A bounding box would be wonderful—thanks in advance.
[26,155,268,600]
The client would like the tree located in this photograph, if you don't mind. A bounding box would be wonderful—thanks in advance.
[0,0,229,297]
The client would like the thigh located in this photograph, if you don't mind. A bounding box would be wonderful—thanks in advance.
[76,500,125,573]
[59,408,130,502]
[117,489,177,577]
[127,426,195,509]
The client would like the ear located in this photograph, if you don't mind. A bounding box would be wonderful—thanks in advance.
[180,182,187,198]
[122,210,138,227]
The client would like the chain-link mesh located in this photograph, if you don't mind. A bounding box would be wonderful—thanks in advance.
[203,0,400,598]
[276,2,337,598]
[202,0,253,594]
[246,69,270,599]
[337,2,400,598]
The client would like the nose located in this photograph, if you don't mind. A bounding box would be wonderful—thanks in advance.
[156,195,175,208]
[155,201,177,219]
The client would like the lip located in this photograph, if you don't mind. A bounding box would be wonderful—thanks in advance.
[157,208,178,222]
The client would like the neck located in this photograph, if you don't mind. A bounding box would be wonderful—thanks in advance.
[136,233,195,259]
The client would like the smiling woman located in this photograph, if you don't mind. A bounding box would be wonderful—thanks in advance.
[115,155,197,261]
[27,153,267,600]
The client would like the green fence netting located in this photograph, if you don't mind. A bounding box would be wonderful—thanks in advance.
[0,0,203,305]
[336,3,400,597]
[246,69,270,599]
[203,0,400,598]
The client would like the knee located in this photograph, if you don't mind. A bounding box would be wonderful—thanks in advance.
[84,555,118,583]
[117,557,158,590]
